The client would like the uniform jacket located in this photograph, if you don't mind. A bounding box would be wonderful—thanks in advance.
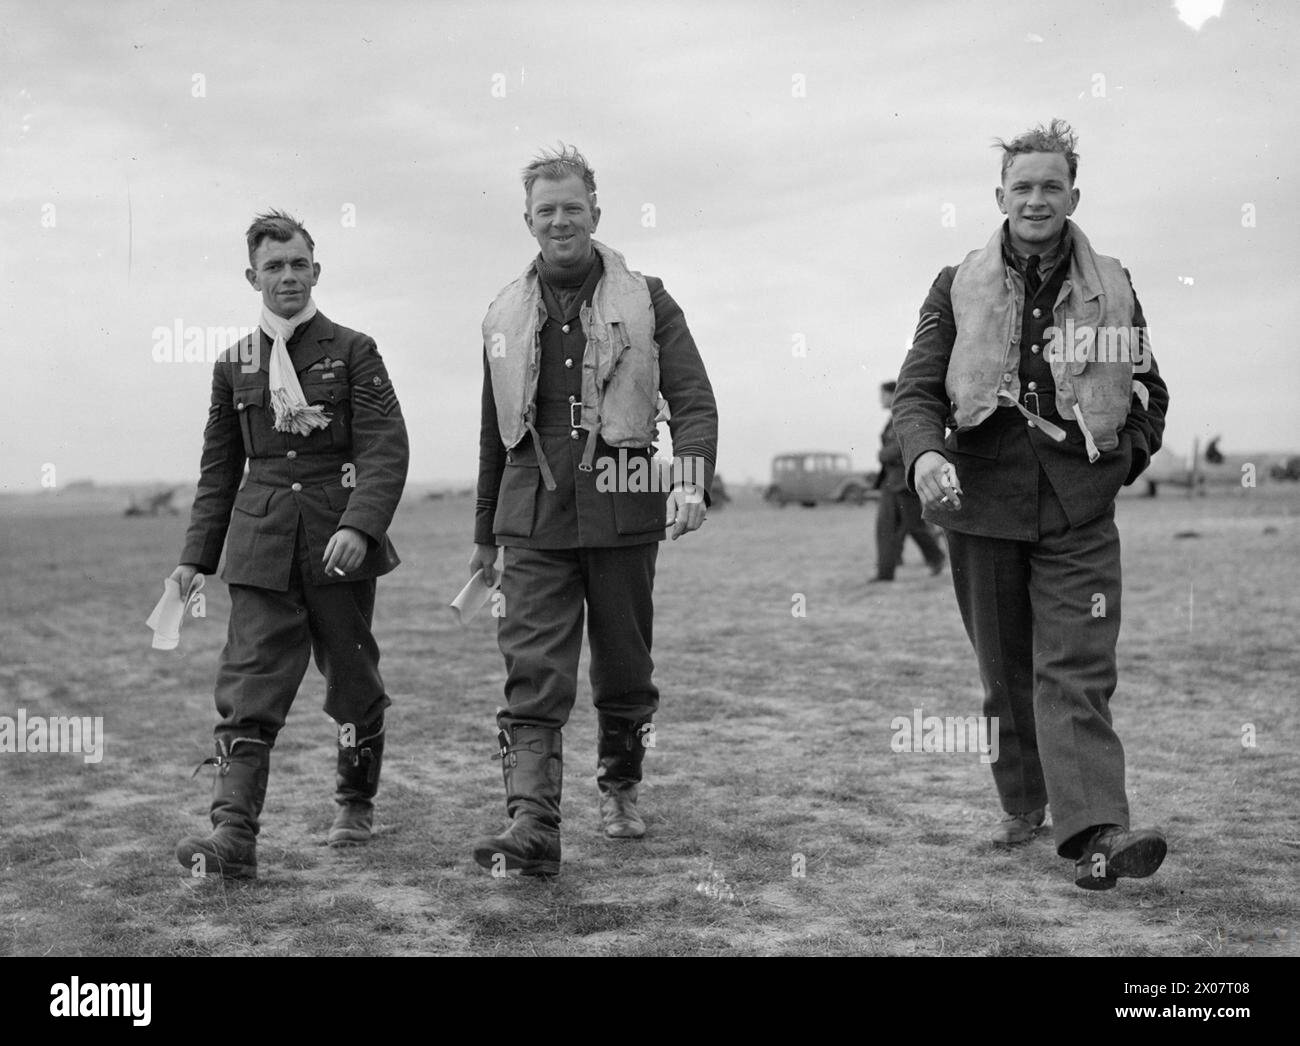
[476,250,718,550]
[180,311,409,590]
[892,222,1169,542]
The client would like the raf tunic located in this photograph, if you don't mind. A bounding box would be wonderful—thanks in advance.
[179,311,409,746]
[475,252,718,730]
[892,224,1169,858]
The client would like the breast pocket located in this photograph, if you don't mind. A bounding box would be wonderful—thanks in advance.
[232,385,271,456]
[299,378,352,451]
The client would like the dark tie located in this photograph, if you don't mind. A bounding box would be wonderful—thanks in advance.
[1024,254,1041,298]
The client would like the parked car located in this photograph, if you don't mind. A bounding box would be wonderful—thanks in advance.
[763,451,878,507]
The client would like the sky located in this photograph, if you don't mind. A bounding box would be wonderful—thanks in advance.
[1,0,1296,490]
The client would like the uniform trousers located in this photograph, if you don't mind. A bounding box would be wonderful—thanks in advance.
[944,470,1130,858]
[214,522,389,748]
[497,543,659,731]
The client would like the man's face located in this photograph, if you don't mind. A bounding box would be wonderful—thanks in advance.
[525,174,600,268]
[995,152,1079,255]
[245,233,320,318]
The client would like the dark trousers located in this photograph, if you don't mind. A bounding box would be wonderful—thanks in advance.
[497,544,659,731]
[213,527,389,748]
[944,475,1129,858]
[876,487,945,578]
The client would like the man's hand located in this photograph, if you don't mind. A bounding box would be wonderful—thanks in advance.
[168,564,203,600]
[914,451,962,511]
[323,526,369,577]
[470,543,500,586]
[666,487,706,540]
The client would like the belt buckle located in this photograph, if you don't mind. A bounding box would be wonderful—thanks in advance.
[570,401,583,429]
[1023,391,1041,416]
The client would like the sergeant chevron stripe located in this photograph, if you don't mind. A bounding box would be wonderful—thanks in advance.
[353,376,398,416]
[912,311,941,343]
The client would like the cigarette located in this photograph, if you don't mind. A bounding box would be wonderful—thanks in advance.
[332,567,347,577]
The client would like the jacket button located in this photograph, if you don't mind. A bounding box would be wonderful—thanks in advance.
[1027,381,1038,391]
[286,450,297,459]
[291,482,303,492]
[236,402,245,411]
[1031,344,1040,354]
[561,324,571,333]
[570,430,580,440]
[568,395,576,403]
[564,358,574,368]
[1032,308,1042,318]
[1002,372,1013,383]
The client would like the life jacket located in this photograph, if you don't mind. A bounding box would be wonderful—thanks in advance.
[948,220,1140,460]
[482,239,659,474]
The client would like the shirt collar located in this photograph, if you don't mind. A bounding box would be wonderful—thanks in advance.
[1000,220,1071,278]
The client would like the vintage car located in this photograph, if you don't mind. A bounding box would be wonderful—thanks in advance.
[763,451,878,507]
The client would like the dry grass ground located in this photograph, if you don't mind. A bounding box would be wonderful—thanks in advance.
[1,483,1296,956]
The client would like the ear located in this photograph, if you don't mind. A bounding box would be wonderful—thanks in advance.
[591,203,601,230]
[1067,186,1080,214]
[310,261,321,286]
[524,209,535,235]
[995,185,1007,213]
[245,267,259,291]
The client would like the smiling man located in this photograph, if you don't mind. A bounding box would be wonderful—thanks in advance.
[171,210,408,879]
[891,121,1170,889]
[470,144,718,876]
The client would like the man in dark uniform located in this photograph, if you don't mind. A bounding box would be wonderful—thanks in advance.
[470,145,718,876]
[892,121,1170,889]
[171,210,408,879]
[872,380,945,582]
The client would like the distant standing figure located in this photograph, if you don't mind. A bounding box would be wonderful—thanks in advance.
[872,380,946,582]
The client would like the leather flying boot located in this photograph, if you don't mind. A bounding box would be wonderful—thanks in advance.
[596,713,652,839]
[472,724,562,877]
[175,737,270,880]
[328,720,385,847]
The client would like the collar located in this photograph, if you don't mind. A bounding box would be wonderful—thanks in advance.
[1000,220,1071,277]
[537,247,598,289]
[257,310,335,373]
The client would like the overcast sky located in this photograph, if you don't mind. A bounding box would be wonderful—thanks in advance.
[1,0,1296,490]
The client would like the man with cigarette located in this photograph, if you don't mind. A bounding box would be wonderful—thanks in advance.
[171,210,408,879]
[891,121,1170,889]
[470,144,717,876]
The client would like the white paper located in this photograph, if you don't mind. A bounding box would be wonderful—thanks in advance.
[450,568,499,625]
[145,575,205,650]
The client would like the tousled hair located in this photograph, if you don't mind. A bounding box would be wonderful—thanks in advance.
[245,209,315,265]
[522,143,597,207]
[994,119,1079,183]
